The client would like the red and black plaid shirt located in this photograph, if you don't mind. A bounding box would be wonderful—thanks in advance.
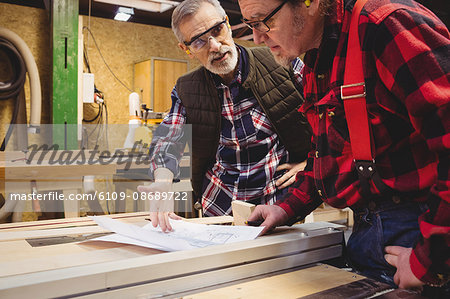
[277,0,449,285]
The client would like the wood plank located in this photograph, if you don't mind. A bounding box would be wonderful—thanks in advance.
[0,243,342,298]
[0,213,234,232]
[0,216,344,298]
[305,205,351,226]
[6,180,83,193]
[232,201,255,226]
[0,217,235,241]
[80,250,344,299]
[0,212,148,231]
[5,163,117,179]
[185,265,365,299]
[0,239,163,278]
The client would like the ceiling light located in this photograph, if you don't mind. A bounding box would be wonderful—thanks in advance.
[96,0,179,13]
[114,7,134,22]
[114,12,131,21]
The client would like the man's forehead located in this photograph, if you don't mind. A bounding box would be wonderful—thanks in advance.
[239,0,277,19]
[180,5,223,40]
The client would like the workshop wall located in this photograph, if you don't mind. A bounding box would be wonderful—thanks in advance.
[0,2,259,130]
[82,15,182,125]
[0,3,52,139]
[81,15,259,125]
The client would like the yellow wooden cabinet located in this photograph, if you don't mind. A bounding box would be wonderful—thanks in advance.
[134,57,188,113]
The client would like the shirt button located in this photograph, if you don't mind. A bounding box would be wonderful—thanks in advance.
[392,196,401,204]
[315,151,319,158]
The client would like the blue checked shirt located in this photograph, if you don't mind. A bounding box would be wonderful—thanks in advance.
[149,45,304,216]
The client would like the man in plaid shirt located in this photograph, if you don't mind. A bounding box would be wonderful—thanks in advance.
[138,0,310,232]
[239,0,449,293]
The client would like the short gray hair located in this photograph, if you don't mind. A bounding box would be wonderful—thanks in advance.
[171,0,227,43]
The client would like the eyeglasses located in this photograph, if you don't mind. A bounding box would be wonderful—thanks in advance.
[242,0,288,33]
[184,18,229,53]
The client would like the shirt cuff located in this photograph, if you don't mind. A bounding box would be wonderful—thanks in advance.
[276,202,295,219]
[410,247,449,286]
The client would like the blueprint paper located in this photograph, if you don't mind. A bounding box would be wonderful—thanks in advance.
[88,216,264,252]
[92,233,167,251]
[89,216,192,251]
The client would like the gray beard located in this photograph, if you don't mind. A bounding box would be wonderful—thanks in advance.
[273,53,296,69]
[206,45,238,75]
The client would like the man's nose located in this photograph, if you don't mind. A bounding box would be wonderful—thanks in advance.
[208,36,222,52]
[252,29,266,45]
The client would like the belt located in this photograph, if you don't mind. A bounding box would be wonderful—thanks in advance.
[351,192,427,214]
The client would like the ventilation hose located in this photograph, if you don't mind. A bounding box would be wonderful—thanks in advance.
[0,26,42,128]
[0,38,26,151]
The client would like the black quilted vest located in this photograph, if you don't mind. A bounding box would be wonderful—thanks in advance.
[176,46,311,199]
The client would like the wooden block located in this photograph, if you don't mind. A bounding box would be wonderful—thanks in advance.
[231,201,255,226]
[305,205,350,226]
[344,208,354,227]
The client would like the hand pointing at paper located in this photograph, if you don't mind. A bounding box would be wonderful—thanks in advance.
[137,167,182,232]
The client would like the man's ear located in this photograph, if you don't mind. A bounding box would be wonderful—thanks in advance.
[307,0,320,16]
[178,43,193,58]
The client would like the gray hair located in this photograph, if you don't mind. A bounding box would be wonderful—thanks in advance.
[171,0,227,43]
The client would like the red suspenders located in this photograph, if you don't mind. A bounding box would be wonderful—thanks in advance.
[342,0,371,160]
[341,0,388,196]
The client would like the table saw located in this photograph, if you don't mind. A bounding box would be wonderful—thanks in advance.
[0,213,420,298]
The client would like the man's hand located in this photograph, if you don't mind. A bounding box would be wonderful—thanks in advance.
[385,245,424,289]
[137,168,181,232]
[275,161,306,189]
[246,205,289,235]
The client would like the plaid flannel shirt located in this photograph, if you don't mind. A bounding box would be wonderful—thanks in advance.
[277,0,449,285]
[149,45,305,216]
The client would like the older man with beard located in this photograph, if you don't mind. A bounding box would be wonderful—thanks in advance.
[138,0,311,232]
[239,0,449,294]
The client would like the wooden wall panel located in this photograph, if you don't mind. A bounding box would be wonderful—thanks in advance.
[133,60,151,108]
[153,59,188,113]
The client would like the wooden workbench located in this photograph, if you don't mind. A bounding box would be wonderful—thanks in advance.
[1,151,117,219]
[0,213,349,298]
[0,213,422,298]
[1,151,192,219]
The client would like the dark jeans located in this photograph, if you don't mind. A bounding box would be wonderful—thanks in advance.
[346,198,428,287]
[346,197,450,298]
